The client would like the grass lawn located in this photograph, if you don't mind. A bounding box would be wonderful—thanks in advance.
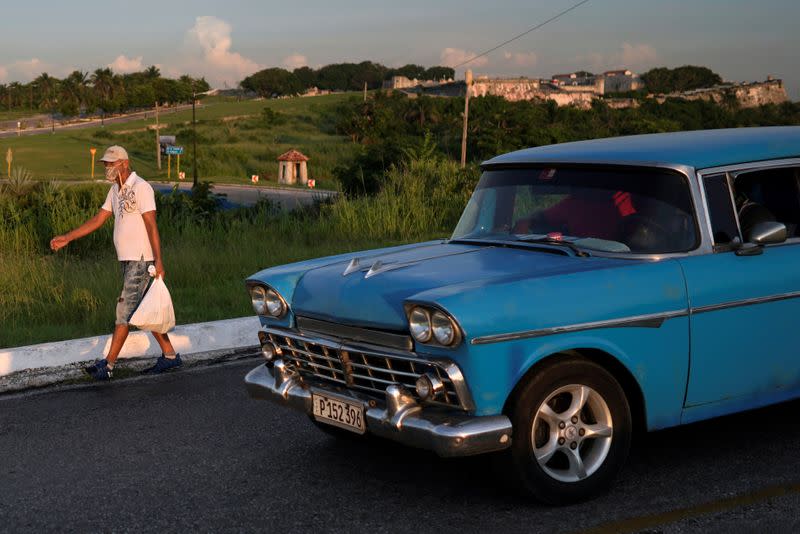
[0,93,360,190]
[0,109,46,122]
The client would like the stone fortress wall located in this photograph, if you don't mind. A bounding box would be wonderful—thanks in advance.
[403,71,789,109]
[653,78,788,108]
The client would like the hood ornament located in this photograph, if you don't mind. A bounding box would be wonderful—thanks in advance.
[342,258,362,276]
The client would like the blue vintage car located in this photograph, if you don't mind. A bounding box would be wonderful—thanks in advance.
[244,126,800,503]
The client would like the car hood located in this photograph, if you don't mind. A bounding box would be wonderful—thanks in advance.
[288,242,628,331]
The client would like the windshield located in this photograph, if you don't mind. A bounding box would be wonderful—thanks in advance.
[452,167,698,254]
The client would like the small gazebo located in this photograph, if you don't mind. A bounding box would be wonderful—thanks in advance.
[277,149,310,185]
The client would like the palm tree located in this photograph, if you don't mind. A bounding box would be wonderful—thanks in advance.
[144,65,161,79]
[60,71,89,117]
[8,82,23,109]
[91,67,114,122]
[33,72,61,119]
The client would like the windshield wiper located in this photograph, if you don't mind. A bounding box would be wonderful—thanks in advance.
[516,234,591,257]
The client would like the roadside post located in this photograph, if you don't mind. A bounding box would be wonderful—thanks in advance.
[165,145,184,181]
[155,101,161,170]
[6,148,11,177]
[16,121,20,137]
[90,147,96,179]
[460,69,473,169]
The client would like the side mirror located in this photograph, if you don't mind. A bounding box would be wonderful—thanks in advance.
[746,221,787,245]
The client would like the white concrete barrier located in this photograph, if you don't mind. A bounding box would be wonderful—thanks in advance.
[0,316,261,392]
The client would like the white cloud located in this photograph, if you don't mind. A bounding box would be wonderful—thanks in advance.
[0,58,50,82]
[108,55,144,74]
[575,43,658,72]
[620,42,657,69]
[181,15,262,87]
[282,54,308,70]
[503,51,538,68]
[440,48,489,68]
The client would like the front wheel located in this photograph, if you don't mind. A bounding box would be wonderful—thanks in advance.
[507,358,632,504]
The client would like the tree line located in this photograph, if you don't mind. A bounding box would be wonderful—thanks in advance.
[330,91,800,196]
[240,61,455,98]
[0,66,210,118]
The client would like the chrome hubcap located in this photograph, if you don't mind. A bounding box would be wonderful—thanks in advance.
[531,384,613,483]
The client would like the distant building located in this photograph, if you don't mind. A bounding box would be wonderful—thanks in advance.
[600,70,645,93]
[277,149,310,185]
[551,72,595,87]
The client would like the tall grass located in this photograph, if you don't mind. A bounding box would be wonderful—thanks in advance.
[0,159,479,348]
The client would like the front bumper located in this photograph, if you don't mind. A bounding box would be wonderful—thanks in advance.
[245,362,513,457]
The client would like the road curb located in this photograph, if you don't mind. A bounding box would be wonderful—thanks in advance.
[0,316,261,393]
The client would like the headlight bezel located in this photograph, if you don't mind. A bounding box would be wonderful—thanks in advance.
[248,283,289,318]
[405,303,462,348]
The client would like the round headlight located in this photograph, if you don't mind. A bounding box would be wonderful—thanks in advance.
[250,286,267,315]
[415,372,444,401]
[409,307,432,343]
[432,310,456,346]
[265,288,286,317]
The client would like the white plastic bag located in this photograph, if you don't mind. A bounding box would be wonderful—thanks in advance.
[129,265,176,333]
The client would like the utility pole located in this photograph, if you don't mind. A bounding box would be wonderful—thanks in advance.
[155,101,161,170]
[192,91,198,188]
[460,69,473,168]
[363,81,367,102]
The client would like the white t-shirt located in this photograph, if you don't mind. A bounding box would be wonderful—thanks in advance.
[101,172,157,261]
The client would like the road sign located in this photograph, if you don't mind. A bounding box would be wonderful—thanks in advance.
[165,146,183,155]
[159,135,176,145]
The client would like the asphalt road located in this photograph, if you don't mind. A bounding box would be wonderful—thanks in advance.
[0,104,196,139]
[1,359,798,533]
[151,181,337,210]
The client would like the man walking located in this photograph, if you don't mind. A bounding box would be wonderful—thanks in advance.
[50,145,182,380]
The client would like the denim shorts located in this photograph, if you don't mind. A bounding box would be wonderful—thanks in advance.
[116,260,154,326]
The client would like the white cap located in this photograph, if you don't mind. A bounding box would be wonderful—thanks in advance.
[99,145,129,162]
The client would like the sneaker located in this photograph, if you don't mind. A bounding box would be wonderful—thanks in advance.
[84,359,113,381]
[142,354,183,374]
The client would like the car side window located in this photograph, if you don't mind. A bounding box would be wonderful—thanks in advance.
[733,166,800,238]
[703,173,740,249]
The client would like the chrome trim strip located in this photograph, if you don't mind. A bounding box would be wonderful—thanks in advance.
[698,158,800,177]
[470,309,688,345]
[691,290,800,315]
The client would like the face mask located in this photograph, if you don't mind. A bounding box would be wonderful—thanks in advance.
[105,166,121,183]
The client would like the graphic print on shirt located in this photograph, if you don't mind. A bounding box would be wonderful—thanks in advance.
[118,186,137,219]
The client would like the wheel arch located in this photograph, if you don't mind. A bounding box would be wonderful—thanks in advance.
[501,348,647,435]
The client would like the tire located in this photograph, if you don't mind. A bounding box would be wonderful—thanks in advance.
[506,357,632,505]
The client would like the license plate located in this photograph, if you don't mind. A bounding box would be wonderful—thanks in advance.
[312,392,366,434]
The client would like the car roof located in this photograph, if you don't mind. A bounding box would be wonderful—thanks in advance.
[483,126,800,171]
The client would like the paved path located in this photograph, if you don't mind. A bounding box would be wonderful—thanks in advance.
[152,181,337,209]
[0,359,798,533]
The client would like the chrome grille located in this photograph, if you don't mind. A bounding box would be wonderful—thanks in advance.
[267,331,463,408]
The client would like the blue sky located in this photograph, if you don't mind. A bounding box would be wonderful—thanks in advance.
[1,0,798,98]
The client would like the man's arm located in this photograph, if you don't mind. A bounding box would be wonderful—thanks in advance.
[50,209,112,251]
[141,211,164,278]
